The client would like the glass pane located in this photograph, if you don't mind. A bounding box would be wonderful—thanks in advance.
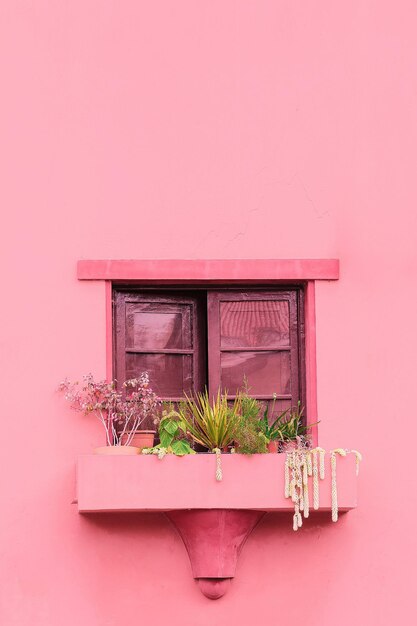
[220,300,289,348]
[125,353,192,397]
[220,351,291,395]
[265,398,293,423]
[248,398,292,423]
[126,311,184,350]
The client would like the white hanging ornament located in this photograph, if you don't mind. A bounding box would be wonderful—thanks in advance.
[284,446,362,529]
[312,449,320,510]
[213,448,222,481]
[306,452,313,476]
[302,458,309,518]
[330,449,347,522]
[317,447,326,480]
[351,449,363,476]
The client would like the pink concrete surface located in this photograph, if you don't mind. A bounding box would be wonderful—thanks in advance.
[166,509,266,598]
[1,1,417,625]
[76,453,357,512]
[77,258,340,281]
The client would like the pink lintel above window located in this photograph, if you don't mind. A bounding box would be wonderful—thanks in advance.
[77,258,339,282]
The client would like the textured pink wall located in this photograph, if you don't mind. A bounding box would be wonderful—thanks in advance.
[1,1,416,624]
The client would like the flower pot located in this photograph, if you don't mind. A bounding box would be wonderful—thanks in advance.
[279,440,299,453]
[94,446,140,455]
[267,440,279,453]
[121,430,156,450]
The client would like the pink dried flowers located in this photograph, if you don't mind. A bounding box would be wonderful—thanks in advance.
[58,372,161,446]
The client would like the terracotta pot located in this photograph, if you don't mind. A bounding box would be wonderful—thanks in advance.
[121,430,156,450]
[279,440,298,453]
[94,445,140,455]
[267,440,279,453]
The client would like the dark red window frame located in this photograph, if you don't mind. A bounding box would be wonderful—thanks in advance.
[114,290,206,404]
[113,286,306,420]
[207,290,304,415]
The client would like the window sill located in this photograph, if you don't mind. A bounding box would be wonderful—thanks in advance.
[76,453,357,513]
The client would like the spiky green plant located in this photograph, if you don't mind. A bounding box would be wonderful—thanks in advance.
[258,405,291,442]
[232,393,268,454]
[176,389,242,450]
[278,402,319,442]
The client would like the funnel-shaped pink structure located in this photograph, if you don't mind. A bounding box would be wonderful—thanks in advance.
[166,509,265,599]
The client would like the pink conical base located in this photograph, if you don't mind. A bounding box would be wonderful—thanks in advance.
[197,578,231,599]
[166,509,265,599]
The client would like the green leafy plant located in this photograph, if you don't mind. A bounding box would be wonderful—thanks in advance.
[176,390,242,450]
[142,408,195,456]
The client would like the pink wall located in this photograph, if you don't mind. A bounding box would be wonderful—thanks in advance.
[1,1,416,624]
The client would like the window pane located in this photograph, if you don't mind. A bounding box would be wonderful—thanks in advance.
[126,310,185,350]
[220,351,291,395]
[125,353,192,397]
[266,398,293,421]
[220,300,289,348]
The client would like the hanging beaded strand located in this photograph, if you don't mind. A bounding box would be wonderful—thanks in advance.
[293,505,299,531]
[330,451,338,522]
[290,451,298,504]
[306,452,313,476]
[311,449,320,510]
[330,449,347,522]
[286,447,310,529]
[213,448,222,481]
[296,452,304,512]
[297,450,304,529]
[351,450,363,476]
[302,454,309,518]
[284,446,362,530]
[288,451,302,530]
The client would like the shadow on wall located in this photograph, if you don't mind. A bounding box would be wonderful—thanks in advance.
[78,508,351,576]
[78,510,171,540]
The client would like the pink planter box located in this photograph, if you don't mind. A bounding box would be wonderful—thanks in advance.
[76,453,357,513]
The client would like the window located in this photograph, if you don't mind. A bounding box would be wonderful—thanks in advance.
[114,287,305,422]
[78,258,339,442]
